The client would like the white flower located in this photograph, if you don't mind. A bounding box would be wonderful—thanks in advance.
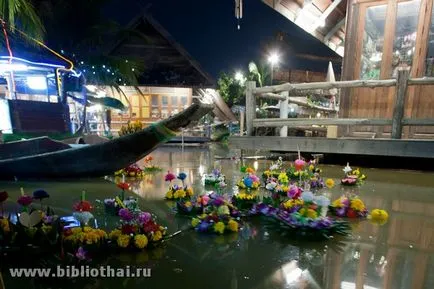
[269,164,279,171]
[343,162,352,174]
[266,182,277,191]
[314,195,331,207]
[301,191,314,202]
[73,212,94,225]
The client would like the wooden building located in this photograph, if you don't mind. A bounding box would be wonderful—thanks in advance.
[262,0,434,139]
[92,14,215,132]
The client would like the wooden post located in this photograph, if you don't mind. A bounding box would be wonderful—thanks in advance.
[246,81,256,136]
[391,69,410,139]
[239,110,245,136]
[279,91,288,137]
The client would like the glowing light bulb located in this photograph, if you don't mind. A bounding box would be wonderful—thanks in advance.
[27,76,47,90]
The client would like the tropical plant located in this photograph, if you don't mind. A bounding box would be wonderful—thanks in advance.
[217,72,245,107]
[0,0,45,40]
[247,61,270,88]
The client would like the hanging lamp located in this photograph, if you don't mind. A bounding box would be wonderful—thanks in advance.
[235,0,243,30]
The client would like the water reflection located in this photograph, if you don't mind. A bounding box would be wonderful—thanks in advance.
[1,144,434,289]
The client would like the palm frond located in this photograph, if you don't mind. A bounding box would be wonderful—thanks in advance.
[0,0,45,40]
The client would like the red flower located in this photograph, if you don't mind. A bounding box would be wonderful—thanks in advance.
[144,156,153,162]
[143,221,160,233]
[0,191,8,203]
[73,200,93,212]
[121,224,137,235]
[117,182,129,190]
[346,208,358,218]
[17,195,33,206]
[63,229,73,237]
[309,204,318,211]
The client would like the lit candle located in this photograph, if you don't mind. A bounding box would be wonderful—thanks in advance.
[122,174,125,183]
[81,191,86,201]
[20,187,24,196]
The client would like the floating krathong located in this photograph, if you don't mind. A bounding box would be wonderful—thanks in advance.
[109,209,167,250]
[341,163,367,186]
[262,157,283,183]
[232,191,259,211]
[72,191,94,227]
[329,195,368,218]
[368,209,389,225]
[165,171,194,201]
[250,203,350,240]
[177,193,239,217]
[237,167,260,190]
[191,212,241,235]
[115,163,145,178]
[204,168,227,187]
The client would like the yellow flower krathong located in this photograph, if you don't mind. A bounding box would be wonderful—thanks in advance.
[325,178,335,189]
[214,222,225,234]
[227,220,239,232]
[117,234,131,248]
[134,234,148,249]
[350,198,365,211]
[0,218,10,233]
[64,227,107,245]
[368,209,389,225]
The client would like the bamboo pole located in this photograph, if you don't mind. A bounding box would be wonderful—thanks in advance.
[279,91,289,137]
[253,79,397,94]
[408,77,434,85]
[253,118,392,127]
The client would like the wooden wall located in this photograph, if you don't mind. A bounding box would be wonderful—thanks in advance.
[102,86,193,131]
[341,0,434,139]
[274,69,339,83]
[8,100,70,133]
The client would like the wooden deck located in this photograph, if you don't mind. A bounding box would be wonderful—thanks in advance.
[229,136,434,159]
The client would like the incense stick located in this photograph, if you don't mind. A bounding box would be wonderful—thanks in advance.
[0,271,5,289]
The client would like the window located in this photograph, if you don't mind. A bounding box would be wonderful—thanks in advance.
[151,95,159,118]
[180,96,188,106]
[171,95,178,107]
[162,96,168,106]
[426,3,434,76]
[391,0,421,77]
[360,4,387,80]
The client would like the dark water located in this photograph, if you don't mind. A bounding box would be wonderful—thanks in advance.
[1,144,434,289]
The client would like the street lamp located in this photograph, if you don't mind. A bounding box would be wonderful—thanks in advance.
[234,71,244,83]
[268,52,279,85]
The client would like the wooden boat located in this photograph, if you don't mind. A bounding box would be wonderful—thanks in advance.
[0,103,213,179]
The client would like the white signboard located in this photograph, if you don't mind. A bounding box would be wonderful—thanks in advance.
[0,99,12,133]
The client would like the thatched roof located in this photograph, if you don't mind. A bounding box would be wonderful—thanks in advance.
[262,0,347,56]
[106,14,215,87]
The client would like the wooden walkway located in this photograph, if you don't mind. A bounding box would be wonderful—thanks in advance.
[229,136,434,159]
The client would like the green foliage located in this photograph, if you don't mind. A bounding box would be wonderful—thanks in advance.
[0,0,45,40]
[247,61,270,87]
[217,72,245,107]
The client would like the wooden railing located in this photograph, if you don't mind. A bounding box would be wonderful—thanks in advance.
[245,70,434,139]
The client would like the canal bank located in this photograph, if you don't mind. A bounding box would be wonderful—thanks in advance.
[229,136,434,171]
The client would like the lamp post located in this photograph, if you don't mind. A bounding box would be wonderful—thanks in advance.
[234,71,244,83]
[268,53,279,86]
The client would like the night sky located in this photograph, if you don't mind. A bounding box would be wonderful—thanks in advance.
[106,0,341,77]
